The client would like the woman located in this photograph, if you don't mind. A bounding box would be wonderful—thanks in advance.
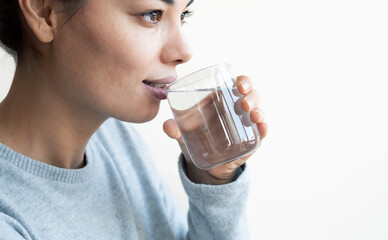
[0,0,268,239]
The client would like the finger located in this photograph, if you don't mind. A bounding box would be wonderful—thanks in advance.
[250,108,265,123]
[257,122,268,140]
[241,89,260,112]
[237,75,254,95]
[163,119,182,140]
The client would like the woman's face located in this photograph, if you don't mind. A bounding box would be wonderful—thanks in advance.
[50,0,193,123]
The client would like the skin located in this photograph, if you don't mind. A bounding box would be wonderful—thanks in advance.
[0,0,267,184]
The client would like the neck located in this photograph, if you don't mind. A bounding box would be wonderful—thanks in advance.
[0,54,106,169]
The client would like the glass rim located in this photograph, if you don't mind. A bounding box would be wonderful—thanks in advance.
[166,63,232,91]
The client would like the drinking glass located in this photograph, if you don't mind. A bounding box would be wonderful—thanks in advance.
[166,63,260,170]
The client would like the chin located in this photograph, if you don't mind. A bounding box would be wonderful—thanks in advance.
[115,103,161,123]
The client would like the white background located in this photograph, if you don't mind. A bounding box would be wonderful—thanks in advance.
[1,0,388,239]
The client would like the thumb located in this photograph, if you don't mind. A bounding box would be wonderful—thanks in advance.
[163,119,182,140]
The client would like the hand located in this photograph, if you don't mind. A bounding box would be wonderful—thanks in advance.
[163,76,268,185]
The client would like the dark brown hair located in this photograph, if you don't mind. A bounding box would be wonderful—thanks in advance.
[0,0,85,60]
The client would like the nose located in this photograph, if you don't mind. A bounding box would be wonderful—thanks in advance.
[160,28,193,65]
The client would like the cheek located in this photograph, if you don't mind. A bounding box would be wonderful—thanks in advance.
[62,15,156,80]
[51,4,164,122]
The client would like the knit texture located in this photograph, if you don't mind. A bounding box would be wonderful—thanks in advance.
[0,118,250,239]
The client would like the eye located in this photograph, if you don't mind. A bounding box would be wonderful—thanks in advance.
[141,10,163,24]
[181,10,194,24]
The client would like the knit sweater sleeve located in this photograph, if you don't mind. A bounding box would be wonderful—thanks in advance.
[0,213,31,240]
[177,154,251,240]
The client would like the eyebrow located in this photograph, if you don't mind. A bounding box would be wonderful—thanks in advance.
[161,0,194,7]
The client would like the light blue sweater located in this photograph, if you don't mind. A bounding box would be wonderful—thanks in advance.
[0,118,250,239]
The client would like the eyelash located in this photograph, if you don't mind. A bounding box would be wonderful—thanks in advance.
[141,10,194,25]
[181,10,194,24]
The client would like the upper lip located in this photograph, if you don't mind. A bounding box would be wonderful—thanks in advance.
[143,75,177,85]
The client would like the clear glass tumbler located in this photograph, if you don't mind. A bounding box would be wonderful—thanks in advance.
[166,64,260,170]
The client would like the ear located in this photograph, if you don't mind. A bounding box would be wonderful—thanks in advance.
[18,0,59,43]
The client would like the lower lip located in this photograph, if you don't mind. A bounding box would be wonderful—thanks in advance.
[142,82,168,100]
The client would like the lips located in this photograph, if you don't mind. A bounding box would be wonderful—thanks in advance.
[142,75,177,100]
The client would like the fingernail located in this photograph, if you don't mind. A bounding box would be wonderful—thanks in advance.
[241,81,250,93]
[246,97,254,111]
[252,110,260,122]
